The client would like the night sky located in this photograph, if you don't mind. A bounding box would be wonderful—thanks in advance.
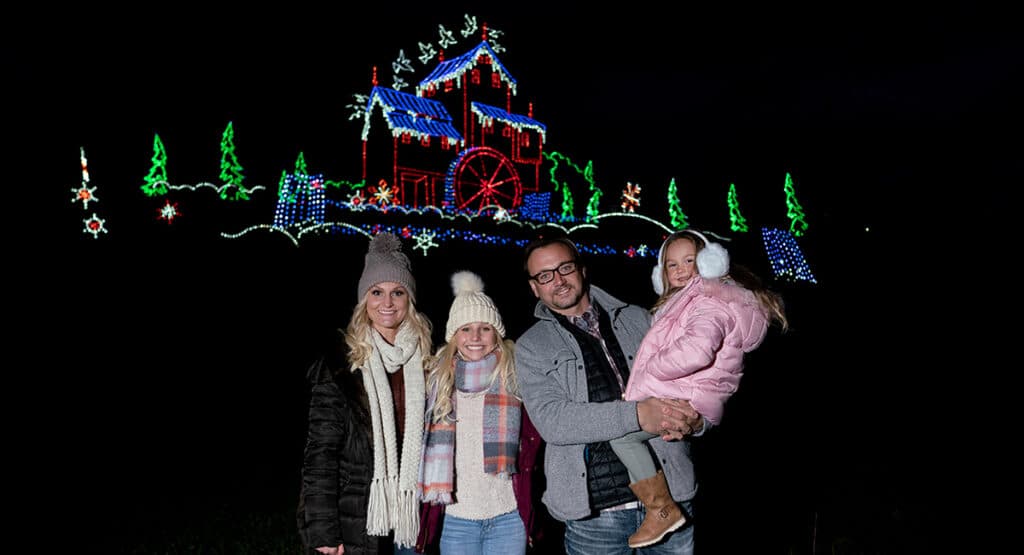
[17,2,1019,552]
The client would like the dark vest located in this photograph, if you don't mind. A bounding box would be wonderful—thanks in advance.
[555,303,637,511]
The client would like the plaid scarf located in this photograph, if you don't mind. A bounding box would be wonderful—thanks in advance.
[419,352,520,504]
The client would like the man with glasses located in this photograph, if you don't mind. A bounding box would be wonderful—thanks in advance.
[514,236,703,554]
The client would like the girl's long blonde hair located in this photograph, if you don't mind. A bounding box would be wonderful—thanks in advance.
[344,294,434,371]
[426,337,518,423]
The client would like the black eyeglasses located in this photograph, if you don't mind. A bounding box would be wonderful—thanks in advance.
[530,261,578,284]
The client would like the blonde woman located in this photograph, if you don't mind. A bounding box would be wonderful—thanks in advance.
[419,271,541,555]
[298,233,433,555]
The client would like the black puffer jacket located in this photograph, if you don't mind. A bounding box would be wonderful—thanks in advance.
[297,353,382,555]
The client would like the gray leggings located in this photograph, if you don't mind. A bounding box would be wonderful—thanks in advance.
[609,429,659,482]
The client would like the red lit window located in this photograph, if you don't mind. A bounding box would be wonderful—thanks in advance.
[502,126,513,138]
[444,80,454,92]
[424,85,435,98]
[401,133,412,144]
[420,135,430,147]
[441,136,450,150]
[520,133,530,147]
[490,73,501,88]
[470,69,480,84]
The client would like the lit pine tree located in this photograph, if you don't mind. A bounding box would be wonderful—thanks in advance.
[728,183,749,232]
[140,134,169,197]
[218,121,248,201]
[559,181,575,221]
[584,160,602,222]
[783,172,809,236]
[276,170,289,198]
[667,177,689,229]
[294,152,309,176]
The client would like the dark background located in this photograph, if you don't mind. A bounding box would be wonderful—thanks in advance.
[15,2,1020,552]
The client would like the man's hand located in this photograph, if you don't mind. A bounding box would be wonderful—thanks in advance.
[637,398,703,440]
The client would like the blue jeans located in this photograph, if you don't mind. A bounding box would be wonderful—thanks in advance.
[563,501,694,555]
[439,510,526,555]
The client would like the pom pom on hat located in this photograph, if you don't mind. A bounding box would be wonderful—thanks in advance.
[445,271,505,342]
[357,232,417,300]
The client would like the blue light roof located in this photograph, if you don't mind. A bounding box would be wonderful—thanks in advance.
[362,86,464,145]
[416,41,517,96]
[385,112,463,143]
[471,102,547,141]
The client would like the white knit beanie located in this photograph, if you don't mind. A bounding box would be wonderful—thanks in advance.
[445,271,505,341]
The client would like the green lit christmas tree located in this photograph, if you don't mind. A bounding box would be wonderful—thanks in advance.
[294,152,309,175]
[218,121,248,201]
[667,177,689,229]
[727,183,749,232]
[140,134,169,197]
[584,160,602,222]
[784,172,809,236]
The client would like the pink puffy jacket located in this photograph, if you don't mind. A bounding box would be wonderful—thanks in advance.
[623,275,769,425]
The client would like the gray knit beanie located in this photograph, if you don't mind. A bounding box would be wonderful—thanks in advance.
[357,232,417,300]
[445,271,505,341]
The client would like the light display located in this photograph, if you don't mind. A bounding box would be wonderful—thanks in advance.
[621,182,641,212]
[141,134,169,197]
[728,183,749,232]
[784,172,809,237]
[72,12,818,284]
[666,177,688,229]
[218,121,248,201]
[83,213,108,238]
[72,148,98,209]
[158,200,181,225]
[761,227,816,283]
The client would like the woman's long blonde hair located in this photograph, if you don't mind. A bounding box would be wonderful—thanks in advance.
[344,294,434,371]
[426,337,518,423]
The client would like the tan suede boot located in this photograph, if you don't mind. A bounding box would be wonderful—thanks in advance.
[627,470,687,548]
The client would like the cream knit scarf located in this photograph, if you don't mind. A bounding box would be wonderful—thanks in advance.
[360,321,425,548]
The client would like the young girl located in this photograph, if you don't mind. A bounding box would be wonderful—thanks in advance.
[419,271,540,555]
[610,229,788,548]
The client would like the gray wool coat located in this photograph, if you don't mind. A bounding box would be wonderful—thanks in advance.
[514,285,698,522]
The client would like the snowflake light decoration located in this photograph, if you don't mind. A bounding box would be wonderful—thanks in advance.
[621,182,642,213]
[157,200,181,224]
[368,180,398,207]
[413,230,439,255]
[83,213,107,238]
[347,190,367,210]
[72,147,98,208]
[71,184,98,209]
